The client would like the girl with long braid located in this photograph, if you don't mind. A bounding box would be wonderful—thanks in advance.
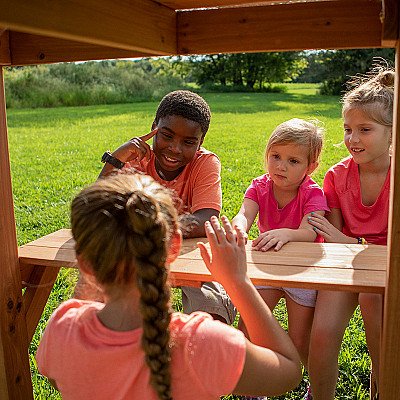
[36,173,301,399]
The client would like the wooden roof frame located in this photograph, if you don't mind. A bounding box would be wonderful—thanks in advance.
[0,1,399,399]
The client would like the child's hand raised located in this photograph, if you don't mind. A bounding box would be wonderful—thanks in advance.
[198,216,247,286]
[121,128,158,162]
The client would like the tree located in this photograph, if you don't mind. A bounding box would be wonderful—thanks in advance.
[187,52,305,90]
[298,49,395,95]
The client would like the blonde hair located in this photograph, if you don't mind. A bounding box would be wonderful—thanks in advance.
[71,173,177,400]
[266,118,325,165]
[342,62,395,127]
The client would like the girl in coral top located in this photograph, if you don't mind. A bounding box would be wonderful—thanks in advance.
[307,64,394,400]
[36,172,301,400]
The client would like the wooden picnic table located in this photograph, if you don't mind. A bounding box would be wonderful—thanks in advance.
[19,228,387,294]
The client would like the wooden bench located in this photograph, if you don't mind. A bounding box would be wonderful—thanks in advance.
[19,228,387,341]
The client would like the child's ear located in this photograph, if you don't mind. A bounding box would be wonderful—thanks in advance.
[151,120,157,131]
[307,161,318,175]
[77,254,95,276]
[167,230,182,264]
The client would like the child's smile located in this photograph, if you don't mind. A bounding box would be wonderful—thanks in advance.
[153,115,203,180]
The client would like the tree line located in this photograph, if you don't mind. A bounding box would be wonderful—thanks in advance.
[4,49,395,108]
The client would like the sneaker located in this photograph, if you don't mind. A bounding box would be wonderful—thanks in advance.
[302,385,313,400]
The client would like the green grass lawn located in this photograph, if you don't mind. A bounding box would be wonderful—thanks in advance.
[8,84,370,399]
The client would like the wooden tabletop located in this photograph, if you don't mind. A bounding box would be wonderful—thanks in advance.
[19,229,387,294]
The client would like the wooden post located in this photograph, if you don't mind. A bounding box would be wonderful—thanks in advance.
[380,40,400,399]
[0,67,33,399]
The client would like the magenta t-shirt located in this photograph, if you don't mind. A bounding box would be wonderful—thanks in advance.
[245,174,329,239]
[323,156,390,245]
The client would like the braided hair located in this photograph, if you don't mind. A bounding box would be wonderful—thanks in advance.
[154,90,211,137]
[71,173,178,400]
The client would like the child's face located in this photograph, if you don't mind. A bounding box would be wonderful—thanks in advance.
[267,143,312,190]
[152,115,204,179]
[344,108,391,166]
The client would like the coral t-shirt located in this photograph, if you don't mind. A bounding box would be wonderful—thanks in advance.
[323,156,390,245]
[126,148,222,214]
[36,300,246,400]
[245,174,329,239]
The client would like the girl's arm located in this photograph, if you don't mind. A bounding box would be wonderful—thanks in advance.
[231,198,259,233]
[252,210,325,251]
[198,217,301,397]
[308,208,359,244]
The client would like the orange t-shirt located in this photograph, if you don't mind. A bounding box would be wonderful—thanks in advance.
[126,148,222,214]
[36,300,246,400]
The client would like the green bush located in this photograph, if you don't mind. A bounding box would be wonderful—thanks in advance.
[4,60,185,108]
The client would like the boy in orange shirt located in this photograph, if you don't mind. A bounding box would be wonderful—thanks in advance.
[94,90,236,324]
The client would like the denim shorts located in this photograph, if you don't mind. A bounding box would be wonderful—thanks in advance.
[181,282,237,324]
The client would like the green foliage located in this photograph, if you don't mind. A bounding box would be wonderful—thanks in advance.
[4,59,185,108]
[9,87,368,399]
[315,49,395,95]
[187,52,305,90]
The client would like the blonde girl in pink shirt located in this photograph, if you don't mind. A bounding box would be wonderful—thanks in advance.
[232,119,329,400]
[307,65,394,400]
[36,172,301,400]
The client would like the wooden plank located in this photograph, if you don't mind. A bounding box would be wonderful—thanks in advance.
[19,230,386,293]
[0,0,177,55]
[157,0,361,10]
[381,0,399,47]
[380,39,400,400]
[23,266,60,343]
[0,68,33,399]
[177,0,383,54]
[9,32,155,66]
[0,29,10,66]
[171,257,386,293]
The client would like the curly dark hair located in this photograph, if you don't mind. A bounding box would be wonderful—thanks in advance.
[154,90,211,136]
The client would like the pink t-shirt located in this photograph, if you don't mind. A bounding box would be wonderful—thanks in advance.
[245,174,329,241]
[126,148,222,214]
[323,156,390,245]
[36,299,246,400]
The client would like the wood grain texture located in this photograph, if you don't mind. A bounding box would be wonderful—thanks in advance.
[380,39,400,400]
[0,29,10,65]
[381,0,399,47]
[0,0,176,55]
[19,230,386,293]
[9,32,155,66]
[0,68,33,399]
[177,0,383,55]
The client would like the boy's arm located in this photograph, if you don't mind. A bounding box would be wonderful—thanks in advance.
[99,129,157,178]
[182,208,220,238]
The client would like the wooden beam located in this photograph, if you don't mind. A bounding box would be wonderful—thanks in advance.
[381,0,399,47]
[380,39,400,400]
[0,0,177,55]
[9,32,155,66]
[0,29,11,66]
[0,68,33,399]
[177,0,383,55]
[23,265,60,343]
[157,0,364,10]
